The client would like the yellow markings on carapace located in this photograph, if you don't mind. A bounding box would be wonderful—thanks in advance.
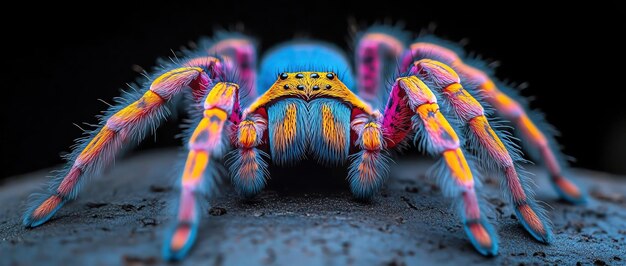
[246,72,374,115]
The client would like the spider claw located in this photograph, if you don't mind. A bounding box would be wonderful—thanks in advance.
[515,204,553,243]
[463,220,498,256]
[552,176,587,204]
[23,195,66,228]
[163,222,198,261]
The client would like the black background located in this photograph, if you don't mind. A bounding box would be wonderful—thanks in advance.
[2,1,625,179]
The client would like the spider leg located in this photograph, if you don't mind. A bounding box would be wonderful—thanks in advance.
[208,35,257,106]
[460,66,585,204]
[227,114,269,197]
[163,82,240,261]
[402,42,585,204]
[23,66,213,228]
[409,59,552,243]
[382,76,497,256]
[348,114,390,199]
[355,28,405,109]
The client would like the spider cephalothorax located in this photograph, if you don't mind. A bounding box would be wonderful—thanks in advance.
[22,26,586,261]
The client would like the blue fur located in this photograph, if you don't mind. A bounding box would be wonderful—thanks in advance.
[308,99,351,165]
[259,41,355,92]
[348,151,391,199]
[266,98,309,165]
[227,148,269,197]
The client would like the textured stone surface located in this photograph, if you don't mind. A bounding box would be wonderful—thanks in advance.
[1,149,625,265]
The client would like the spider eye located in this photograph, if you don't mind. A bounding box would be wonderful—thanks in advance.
[326,73,335,80]
[296,85,305,90]
[295,73,304,79]
[325,84,332,89]
[312,85,320,90]
[279,73,288,80]
[310,73,319,78]
[283,84,290,89]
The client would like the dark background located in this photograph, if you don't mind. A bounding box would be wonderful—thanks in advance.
[2,1,625,179]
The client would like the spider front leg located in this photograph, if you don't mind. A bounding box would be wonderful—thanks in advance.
[23,66,212,227]
[163,82,241,260]
[383,76,497,256]
[348,114,391,199]
[228,114,269,197]
[409,59,552,243]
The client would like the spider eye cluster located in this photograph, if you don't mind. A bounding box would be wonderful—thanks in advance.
[277,72,335,91]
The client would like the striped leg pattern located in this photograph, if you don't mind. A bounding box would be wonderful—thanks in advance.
[402,41,585,204]
[163,82,241,260]
[348,113,391,199]
[383,76,498,256]
[23,66,211,227]
[409,59,552,243]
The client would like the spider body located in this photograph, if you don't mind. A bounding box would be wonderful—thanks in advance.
[22,26,586,261]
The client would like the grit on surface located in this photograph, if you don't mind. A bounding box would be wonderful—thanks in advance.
[1,149,625,265]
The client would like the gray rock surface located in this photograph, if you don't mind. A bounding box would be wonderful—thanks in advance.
[1,149,625,265]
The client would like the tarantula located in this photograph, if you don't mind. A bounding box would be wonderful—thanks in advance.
[22,26,586,260]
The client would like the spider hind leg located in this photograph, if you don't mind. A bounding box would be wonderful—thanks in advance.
[401,37,586,204]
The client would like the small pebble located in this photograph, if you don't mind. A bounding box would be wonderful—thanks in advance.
[209,207,227,216]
